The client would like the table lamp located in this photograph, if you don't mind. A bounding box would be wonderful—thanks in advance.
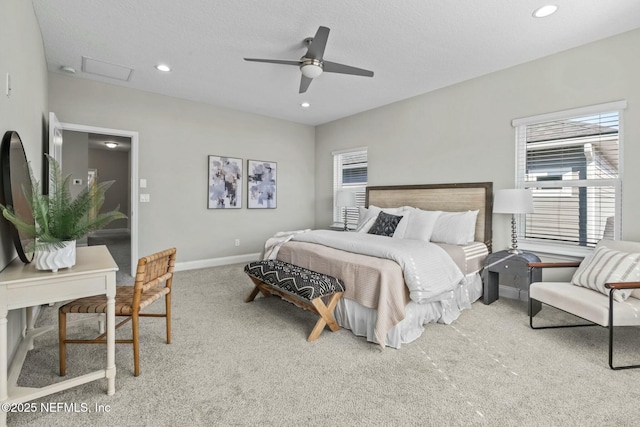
[336,190,357,231]
[493,189,534,254]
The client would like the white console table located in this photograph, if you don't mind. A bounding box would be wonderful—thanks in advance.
[0,245,117,426]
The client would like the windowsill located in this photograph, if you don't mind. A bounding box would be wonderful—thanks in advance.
[518,240,592,261]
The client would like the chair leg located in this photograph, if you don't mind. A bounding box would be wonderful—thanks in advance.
[608,292,640,370]
[58,310,67,376]
[132,313,140,376]
[529,298,595,330]
[166,293,172,344]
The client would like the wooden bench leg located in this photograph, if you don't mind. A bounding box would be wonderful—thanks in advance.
[245,277,272,303]
[308,292,343,342]
[245,285,261,303]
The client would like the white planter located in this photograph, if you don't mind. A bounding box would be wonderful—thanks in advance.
[34,240,77,273]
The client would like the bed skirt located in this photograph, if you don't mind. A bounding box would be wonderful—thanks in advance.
[334,273,483,349]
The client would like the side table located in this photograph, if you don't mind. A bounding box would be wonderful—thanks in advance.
[0,246,117,427]
[483,250,542,315]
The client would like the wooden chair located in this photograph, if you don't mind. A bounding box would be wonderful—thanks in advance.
[58,247,177,376]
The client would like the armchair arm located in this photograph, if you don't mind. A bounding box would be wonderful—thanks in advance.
[528,262,581,269]
[605,282,640,290]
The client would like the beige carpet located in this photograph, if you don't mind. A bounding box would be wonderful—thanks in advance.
[8,263,640,426]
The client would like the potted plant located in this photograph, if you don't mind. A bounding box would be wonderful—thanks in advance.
[0,154,127,272]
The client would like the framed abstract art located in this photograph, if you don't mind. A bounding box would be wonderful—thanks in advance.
[208,155,242,209]
[247,159,277,209]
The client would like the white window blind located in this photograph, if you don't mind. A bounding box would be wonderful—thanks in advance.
[332,148,367,229]
[514,101,625,250]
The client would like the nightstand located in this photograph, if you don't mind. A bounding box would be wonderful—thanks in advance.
[483,250,542,314]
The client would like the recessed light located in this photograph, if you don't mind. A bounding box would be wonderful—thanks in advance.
[533,5,558,18]
[105,142,118,149]
[301,102,310,108]
[155,64,171,72]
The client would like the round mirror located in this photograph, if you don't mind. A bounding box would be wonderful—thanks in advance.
[0,131,35,262]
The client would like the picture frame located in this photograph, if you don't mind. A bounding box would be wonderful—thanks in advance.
[247,159,277,209]
[208,155,242,209]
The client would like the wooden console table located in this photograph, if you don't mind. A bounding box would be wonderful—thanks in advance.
[0,245,117,426]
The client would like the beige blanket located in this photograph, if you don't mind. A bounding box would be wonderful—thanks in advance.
[276,241,409,347]
[434,241,489,275]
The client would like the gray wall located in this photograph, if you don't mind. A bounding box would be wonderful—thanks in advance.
[0,0,48,362]
[61,130,89,200]
[315,28,640,254]
[48,74,316,263]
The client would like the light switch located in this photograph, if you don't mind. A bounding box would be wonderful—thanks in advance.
[140,194,150,203]
[5,73,11,97]
[140,178,147,188]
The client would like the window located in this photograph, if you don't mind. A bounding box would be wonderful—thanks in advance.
[332,147,368,229]
[513,101,626,253]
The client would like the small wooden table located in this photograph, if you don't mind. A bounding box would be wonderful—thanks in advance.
[0,245,118,427]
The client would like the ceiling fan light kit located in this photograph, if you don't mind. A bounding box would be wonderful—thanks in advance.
[244,26,374,93]
[300,59,323,78]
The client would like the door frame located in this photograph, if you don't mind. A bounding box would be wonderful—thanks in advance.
[50,118,139,276]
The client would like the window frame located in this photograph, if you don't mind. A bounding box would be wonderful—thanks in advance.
[512,100,626,257]
[332,147,368,230]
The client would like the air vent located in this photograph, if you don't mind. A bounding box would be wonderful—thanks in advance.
[81,56,134,81]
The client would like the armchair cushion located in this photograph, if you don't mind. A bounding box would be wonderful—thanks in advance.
[530,281,640,327]
[571,245,640,302]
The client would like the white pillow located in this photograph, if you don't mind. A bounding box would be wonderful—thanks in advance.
[392,209,412,238]
[356,206,374,231]
[571,246,640,302]
[399,209,441,242]
[356,215,377,233]
[430,210,479,245]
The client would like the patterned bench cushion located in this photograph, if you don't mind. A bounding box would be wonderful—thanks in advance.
[244,260,345,300]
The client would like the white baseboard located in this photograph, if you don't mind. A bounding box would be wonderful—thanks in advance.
[174,253,261,272]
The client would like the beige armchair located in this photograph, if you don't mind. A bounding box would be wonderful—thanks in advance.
[528,239,640,370]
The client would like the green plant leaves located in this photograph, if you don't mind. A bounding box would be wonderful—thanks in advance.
[0,154,127,250]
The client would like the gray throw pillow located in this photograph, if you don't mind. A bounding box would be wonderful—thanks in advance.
[368,212,403,237]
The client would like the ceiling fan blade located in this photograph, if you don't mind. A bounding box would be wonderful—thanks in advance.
[244,58,301,66]
[305,26,330,60]
[299,75,313,93]
[323,61,374,77]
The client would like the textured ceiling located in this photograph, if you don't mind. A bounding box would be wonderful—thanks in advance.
[32,0,640,126]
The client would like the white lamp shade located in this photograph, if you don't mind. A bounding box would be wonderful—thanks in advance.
[493,189,534,214]
[336,190,357,207]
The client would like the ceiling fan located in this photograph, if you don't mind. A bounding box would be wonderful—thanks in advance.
[244,26,374,94]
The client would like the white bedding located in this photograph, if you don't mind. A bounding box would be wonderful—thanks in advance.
[293,230,464,303]
[335,273,483,348]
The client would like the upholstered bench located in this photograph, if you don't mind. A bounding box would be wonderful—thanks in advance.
[244,259,345,342]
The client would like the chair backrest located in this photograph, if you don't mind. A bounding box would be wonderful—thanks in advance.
[596,239,640,253]
[132,247,177,308]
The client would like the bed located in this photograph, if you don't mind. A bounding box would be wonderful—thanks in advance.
[274,182,493,348]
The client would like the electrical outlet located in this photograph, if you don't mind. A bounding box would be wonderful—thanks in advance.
[234,239,240,247]
[140,194,150,203]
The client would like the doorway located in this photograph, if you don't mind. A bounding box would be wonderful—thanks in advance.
[49,114,139,278]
